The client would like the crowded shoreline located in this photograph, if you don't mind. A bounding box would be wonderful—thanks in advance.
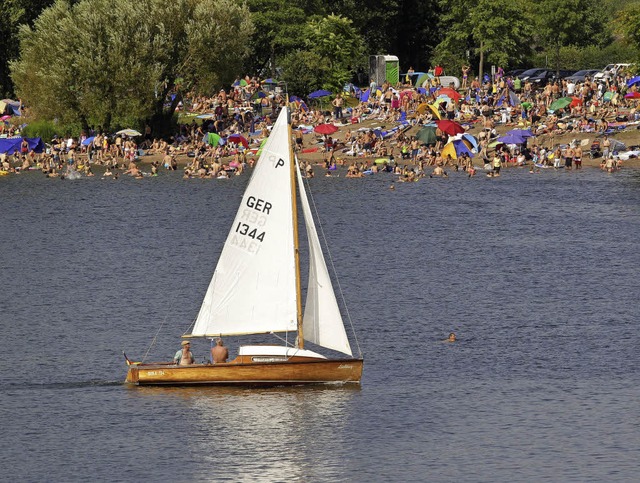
[3,69,640,180]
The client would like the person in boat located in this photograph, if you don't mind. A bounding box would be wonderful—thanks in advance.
[444,332,456,342]
[174,340,195,365]
[211,338,229,363]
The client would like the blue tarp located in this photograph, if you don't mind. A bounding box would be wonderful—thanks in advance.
[0,137,45,154]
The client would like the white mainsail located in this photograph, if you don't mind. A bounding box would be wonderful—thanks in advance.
[297,164,353,356]
[191,109,297,336]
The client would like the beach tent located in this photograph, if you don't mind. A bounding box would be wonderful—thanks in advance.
[207,132,221,147]
[0,99,21,116]
[0,137,45,154]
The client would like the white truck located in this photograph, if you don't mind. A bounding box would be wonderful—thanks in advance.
[593,63,632,82]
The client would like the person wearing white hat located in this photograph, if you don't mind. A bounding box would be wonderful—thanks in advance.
[173,340,195,365]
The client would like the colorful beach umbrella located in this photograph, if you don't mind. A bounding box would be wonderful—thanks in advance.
[505,129,534,139]
[435,120,465,136]
[416,103,441,119]
[227,134,249,148]
[626,76,640,88]
[549,97,573,111]
[497,133,526,144]
[207,132,221,146]
[416,126,437,145]
[441,139,474,159]
[624,91,640,99]
[451,133,479,151]
[116,129,142,137]
[314,123,338,135]
[308,89,332,99]
[438,87,461,102]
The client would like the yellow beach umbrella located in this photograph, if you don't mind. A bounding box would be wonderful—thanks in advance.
[441,139,474,160]
[417,103,441,119]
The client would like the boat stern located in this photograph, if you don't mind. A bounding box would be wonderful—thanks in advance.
[125,366,139,384]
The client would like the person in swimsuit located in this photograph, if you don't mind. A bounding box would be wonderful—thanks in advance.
[462,65,470,89]
[174,340,195,365]
[574,145,583,169]
[211,338,229,363]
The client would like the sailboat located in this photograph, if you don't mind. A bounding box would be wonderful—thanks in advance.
[125,106,363,386]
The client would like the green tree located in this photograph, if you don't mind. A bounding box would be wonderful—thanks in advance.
[615,3,640,49]
[11,0,253,132]
[433,0,533,79]
[245,0,309,77]
[0,0,55,98]
[280,14,365,95]
[533,0,610,74]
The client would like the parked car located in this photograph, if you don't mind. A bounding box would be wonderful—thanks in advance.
[565,69,600,83]
[519,68,574,86]
[437,75,461,89]
[518,68,546,80]
[594,63,632,82]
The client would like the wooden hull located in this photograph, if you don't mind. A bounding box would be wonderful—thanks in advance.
[125,358,363,387]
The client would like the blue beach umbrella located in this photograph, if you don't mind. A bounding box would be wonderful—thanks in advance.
[506,128,534,139]
[626,76,640,88]
[497,133,526,144]
[308,89,332,99]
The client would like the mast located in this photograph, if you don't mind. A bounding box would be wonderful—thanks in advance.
[287,101,305,349]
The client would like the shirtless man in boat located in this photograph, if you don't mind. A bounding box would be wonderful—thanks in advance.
[174,340,195,365]
[211,338,229,363]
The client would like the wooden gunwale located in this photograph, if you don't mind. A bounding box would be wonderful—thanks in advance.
[126,358,363,386]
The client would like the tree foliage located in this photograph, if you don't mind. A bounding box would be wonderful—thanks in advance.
[11,0,253,131]
[280,14,365,95]
[0,0,57,97]
[6,0,636,126]
[532,0,610,72]
[245,0,308,76]
[433,0,533,74]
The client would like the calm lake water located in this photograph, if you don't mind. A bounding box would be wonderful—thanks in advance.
[1,165,639,482]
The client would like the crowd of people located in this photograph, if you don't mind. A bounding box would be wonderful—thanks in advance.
[1,66,638,180]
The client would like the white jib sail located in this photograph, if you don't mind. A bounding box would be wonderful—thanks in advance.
[192,108,297,336]
[297,163,353,356]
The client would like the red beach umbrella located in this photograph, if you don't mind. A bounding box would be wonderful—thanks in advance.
[435,120,465,136]
[314,123,338,135]
[227,134,249,148]
[438,87,461,102]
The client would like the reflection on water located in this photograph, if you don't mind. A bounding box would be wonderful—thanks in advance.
[128,385,360,481]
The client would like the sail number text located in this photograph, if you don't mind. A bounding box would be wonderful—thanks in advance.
[230,196,272,253]
[235,222,266,242]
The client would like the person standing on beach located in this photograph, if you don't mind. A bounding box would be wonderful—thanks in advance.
[492,153,502,176]
[461,65,470,89]
[574,144,583,169]
[332,94,344,120]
